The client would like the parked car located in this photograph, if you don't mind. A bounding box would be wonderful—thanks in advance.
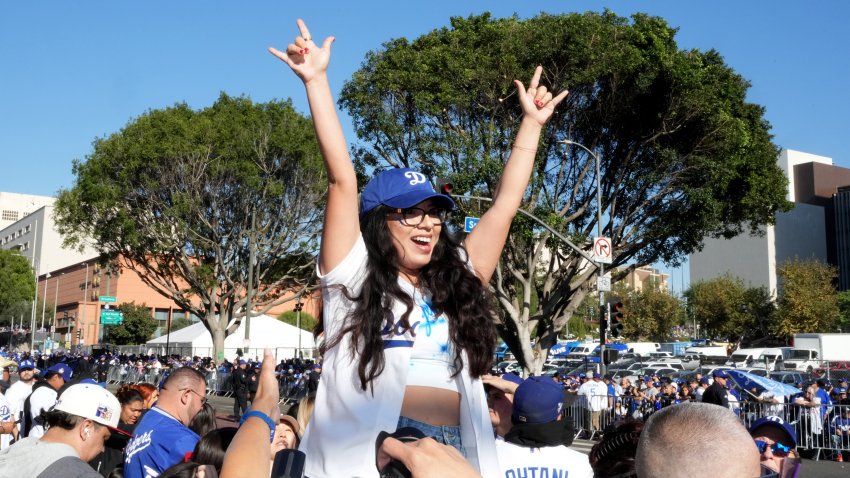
[812,361,850,377]
[769,371,806,385]
[494,360,522,374]
[680,354,702,370]
[737,367,769,377]
[641,362,684,371]
[639,366,679,378]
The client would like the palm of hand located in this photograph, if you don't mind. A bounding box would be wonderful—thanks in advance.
[288,45,330,83]
[519,93,556,125]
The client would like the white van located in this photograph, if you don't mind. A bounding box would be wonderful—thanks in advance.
[685,346,728,356]
[749,348,786,371]
[726,348,766,368]
[627,342,661,356]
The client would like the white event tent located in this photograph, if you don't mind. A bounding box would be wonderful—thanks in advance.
[145,314,315,361]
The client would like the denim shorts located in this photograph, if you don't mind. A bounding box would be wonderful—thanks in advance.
[397,415,464,454]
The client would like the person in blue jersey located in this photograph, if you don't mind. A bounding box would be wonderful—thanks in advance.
[268,18,569,478]
[123,367,206,478]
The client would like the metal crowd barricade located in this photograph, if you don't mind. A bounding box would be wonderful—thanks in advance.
[213,371,234,397]
[566,392,850,461]
[104,365,164,386]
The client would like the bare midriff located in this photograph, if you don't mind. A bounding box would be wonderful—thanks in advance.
[400,385,461,426]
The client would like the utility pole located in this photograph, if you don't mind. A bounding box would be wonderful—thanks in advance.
[244,211,256,352]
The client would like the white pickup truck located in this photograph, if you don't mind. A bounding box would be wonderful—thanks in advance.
[783,333,850,373]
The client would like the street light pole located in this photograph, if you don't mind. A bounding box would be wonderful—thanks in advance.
[561,140,607,374]
[53,273,61,334]
[41,272,50,330]
[295,297,303,359]
[81,263,89,347]
[244,211,256,352]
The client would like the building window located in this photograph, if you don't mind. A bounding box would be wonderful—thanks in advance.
[155,308,170,323]
[23,242,30,251]
[24,225,31,233]
[1,210,18,221]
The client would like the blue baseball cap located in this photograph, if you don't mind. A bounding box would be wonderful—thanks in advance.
[360,168,455,217]
[712,369,729,379]
[512,376,564,425]
[749,416,797,448]
[501,373,524,386]
[47,363,73,382]
[18,358,35,371]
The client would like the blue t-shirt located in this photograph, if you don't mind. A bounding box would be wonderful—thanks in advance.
[123,407,200,478]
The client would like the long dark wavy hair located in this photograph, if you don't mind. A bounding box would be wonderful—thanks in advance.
[326,204,498,391]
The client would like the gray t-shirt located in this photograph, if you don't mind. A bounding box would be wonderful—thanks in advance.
[0,436,99,478]
[39,455,102,478]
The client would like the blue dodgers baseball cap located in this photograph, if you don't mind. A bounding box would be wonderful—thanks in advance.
[47,363,73,382]
[512,376,564,425]
[713,369,729,379]
[749,416,798,448]
[359,168,455,218]
[18,358,35,371]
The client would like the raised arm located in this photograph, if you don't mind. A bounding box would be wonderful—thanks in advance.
[464,66,568,283]
[269,19,359,275]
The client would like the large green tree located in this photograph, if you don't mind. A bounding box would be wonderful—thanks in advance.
[685,275,773,342]
[775,259,838,338]
[837,290,850,333]
[55,94,325,361]
[107,302,158,345]
[0,249,35,325]
[623,281,681,342]
[339,11,790,372]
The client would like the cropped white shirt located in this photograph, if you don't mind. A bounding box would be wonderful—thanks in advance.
[299,235,499,478]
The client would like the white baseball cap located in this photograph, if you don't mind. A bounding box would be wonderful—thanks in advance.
[53,383,122,429]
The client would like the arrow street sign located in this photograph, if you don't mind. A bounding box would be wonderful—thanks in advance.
[593,237,613,264]
[99,296,117,303]
[100,309,124,325]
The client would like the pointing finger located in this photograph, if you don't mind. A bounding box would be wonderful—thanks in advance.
[529,65,543,89]
[296,18,313,43]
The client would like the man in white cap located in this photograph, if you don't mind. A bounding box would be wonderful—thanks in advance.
[0,383,123,478]
[4,357,37,436]
[23,362,72,438]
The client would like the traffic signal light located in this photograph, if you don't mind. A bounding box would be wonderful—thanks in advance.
[76,330,82,341]
[609,301,624,338]
[436,178,453,197]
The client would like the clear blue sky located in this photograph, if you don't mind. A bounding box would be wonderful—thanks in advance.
[2,1,848,293]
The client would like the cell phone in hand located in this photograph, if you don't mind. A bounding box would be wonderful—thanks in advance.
[271,449,306,478]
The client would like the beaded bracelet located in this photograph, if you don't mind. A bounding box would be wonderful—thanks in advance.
[240,410,276,443]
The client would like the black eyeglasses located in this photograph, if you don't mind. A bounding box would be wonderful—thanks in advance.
[165,387,208,405]
[754,439,792,457]
[389,207,448,226]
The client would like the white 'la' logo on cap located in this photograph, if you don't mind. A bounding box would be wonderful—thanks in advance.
[404,171,426,186]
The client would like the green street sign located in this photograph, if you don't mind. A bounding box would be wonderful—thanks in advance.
[99,296,117,303]
[100,310,124,325]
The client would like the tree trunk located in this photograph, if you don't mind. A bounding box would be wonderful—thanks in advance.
[209,316,226,364]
